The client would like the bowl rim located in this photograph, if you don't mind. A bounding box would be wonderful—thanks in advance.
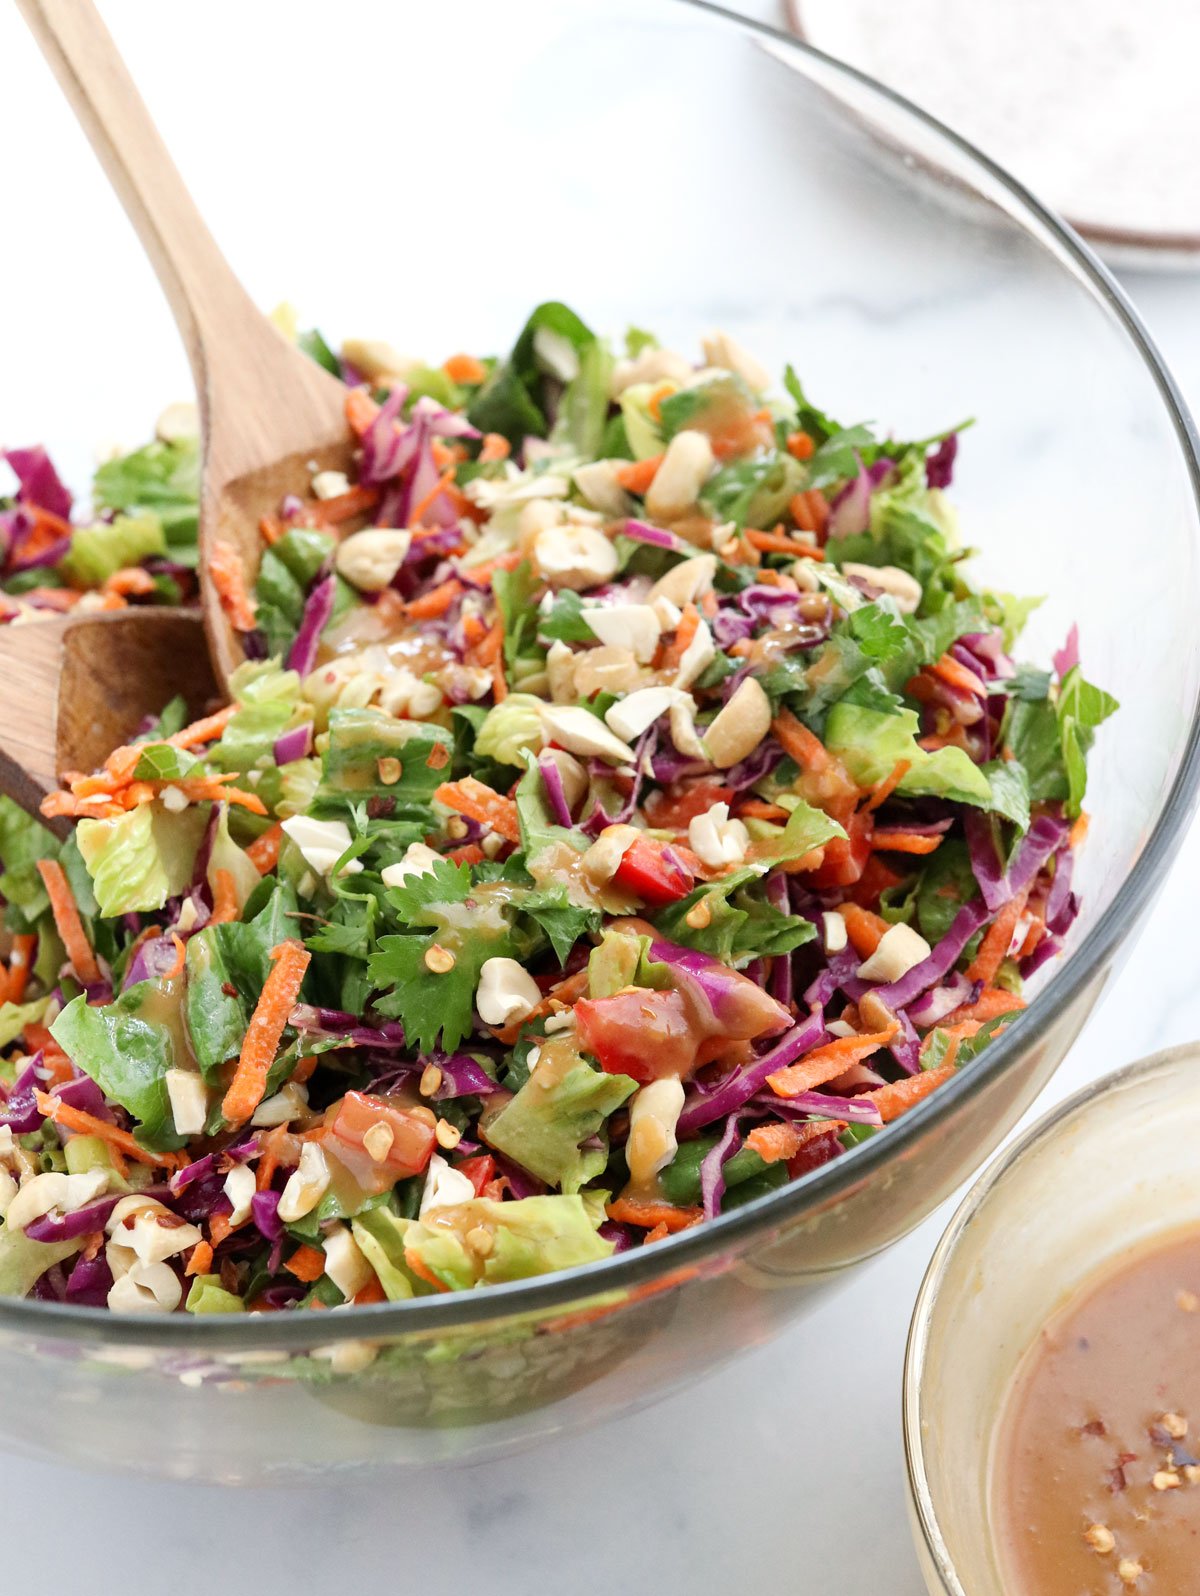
[900,1040,1200,1595]
[9,0,1200,1349]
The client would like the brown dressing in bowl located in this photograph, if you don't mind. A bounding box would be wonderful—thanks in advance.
[993,1227,1200,1593]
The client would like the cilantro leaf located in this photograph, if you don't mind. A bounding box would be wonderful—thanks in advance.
[382,858,473,926]
[518,883,601,965]
[368,933,489,1054]
[538,590,596,645]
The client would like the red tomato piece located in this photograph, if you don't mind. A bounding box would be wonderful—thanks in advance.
[454,1154,497,1197]
[575,989,700,1082]
[327,1091,437,1192]
[612,836,694,907]
[645,783,734,831]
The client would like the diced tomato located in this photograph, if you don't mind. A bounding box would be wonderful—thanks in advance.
[806,807,873,889]
[326,1091,437,1192]
[645,782,734,831]
[848,853,906,910]
[612,836,694,907]
[576,989,700,1082]
[454,1154,497,1197]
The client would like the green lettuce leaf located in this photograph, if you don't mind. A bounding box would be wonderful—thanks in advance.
[0,1230,81,1298]
[653,867,817,966]
[92,436,199,552]
[75,802,205,916]
[60,513,166,588]
[401,1195,614,1290]
[52,984,190,1149]
[484,1049,636,1192]
[824,702,993,806]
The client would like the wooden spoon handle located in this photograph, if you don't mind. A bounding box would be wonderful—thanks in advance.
[15,0,316,479]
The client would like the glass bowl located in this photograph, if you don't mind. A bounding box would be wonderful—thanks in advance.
[3,0,1200,1482]
[903,1044,1200,1594]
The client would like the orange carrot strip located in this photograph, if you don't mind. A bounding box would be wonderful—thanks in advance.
[7,934,36,1004]
[658,602,700,674]
[941,987,1027,1028]
[35,1090,176,1168]
[790,492,818,533]
[405,1248,451,1292]
[735,799,791,822]
[646,381,676,422]
[605,1198,703,1233]
[245,823,283,875]
[786,431,815,461]
[746,1119,845,1165]
[353,1277,388,1306]
[1069,812,1090,851]
[284,1244,327,1283]
[932,652,988,697]
[408,468,456,528]
[173,779,268,816]
[865,760,912,813]
[208,868,240,926]
[165,703,237,751]
[445,843,486,867]
[185,1241,214,1277]
[164,933,186,981]
[434,778,520,844]
[479,433,511,463]
[208,538,257,632]
[442,352,486,385]
[965,891,1029,986]
[103,566,157,597]
[310,483,380,527]
[491,647,508,703]
[36,859,101,984]
[841,903,889,958]
[865,1062,957,1124]
[221,941,312,1123]
[871,830,944,856]
[771,709,830,772]
[473,619,503,668]
[345,388,380,438]
[614,455,664,495]
[767,1023,900,1098]
[406,578,462,620]
[744,527,826,559]
[461,612,488,651]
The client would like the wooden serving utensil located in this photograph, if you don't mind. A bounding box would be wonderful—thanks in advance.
[16,0,354,690]
[0,609,218,838]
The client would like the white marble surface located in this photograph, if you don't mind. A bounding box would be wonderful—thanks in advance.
[3,2,1200,1590]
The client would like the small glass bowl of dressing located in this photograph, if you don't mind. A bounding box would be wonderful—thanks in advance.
[903,1042,1200,1595]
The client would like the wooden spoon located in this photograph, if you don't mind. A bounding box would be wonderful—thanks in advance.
[17,0,355,690]
[0,609,218,838]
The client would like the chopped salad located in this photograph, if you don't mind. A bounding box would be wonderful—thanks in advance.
[0,304,1116,1313]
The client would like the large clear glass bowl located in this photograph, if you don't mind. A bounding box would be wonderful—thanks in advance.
[3,0,1199,1481]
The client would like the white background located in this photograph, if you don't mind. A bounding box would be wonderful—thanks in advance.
[3,3,1200,1591]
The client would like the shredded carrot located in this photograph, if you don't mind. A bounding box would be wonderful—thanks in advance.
[406,578,462,621]
[491,646,508,703]
[790,492,818,533]
[771,709,831,772]
[434,777,520,844]
[408,468,457,528]
[658,602,700,674]
[405,1247,451,1292]
[23,1023,72,1084]
[443,352,486,385]
[473,619,503,668]
[786,430,815,461]
[185,1241,214,1277]
[865,1062,957,1124]
[735,799,791,822]
[941,987,1027,1028]
[353,1277,388,1306]
[255,1124,297,1192]
[207,1213,235,1248]
[259,514,285,545]
[103,566,157,598]
[36,859,100,984]
[767,1022,900,1098]
[461,612,488,652]
[163,703,237,751]
[344,388,381,438]
[208,868,239,926]
[966,891,1029,986]
[919,1019,983,1060]
[7,934,35,1004]
[208,538,257,632]
[479,433,511,463]
[221,941,312,1124]
[1069,811,1090,851]
[871,829,944,856]
[646,381,676,422]
[746,1119,845,1165]
[164,933,186,981]
[246,822,283,875]
[865,760,912,813]
[310,482,381,528]
[614,455,664,495]
[35,1090,177,1169]
[841,903,889,958]
[284,1244,327,1283]
[171,778,267,816]
[605,1198,703,1233]
[931,653,987,700]
[744,527,826,559]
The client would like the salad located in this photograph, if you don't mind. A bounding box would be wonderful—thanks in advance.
[0,303,1115,1314]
